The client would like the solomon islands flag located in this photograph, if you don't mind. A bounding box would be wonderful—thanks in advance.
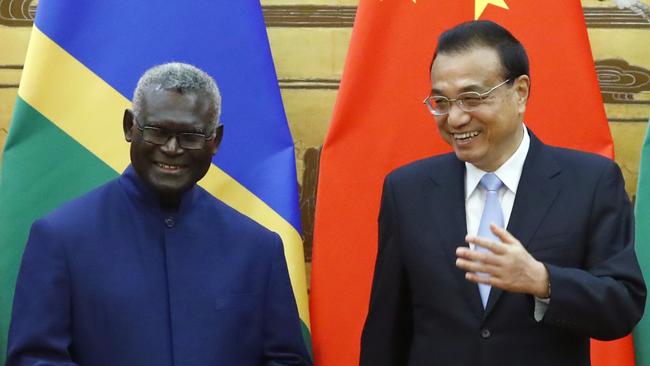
[0,1,311,358]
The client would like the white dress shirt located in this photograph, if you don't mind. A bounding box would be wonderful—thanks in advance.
[465,125,529,239]
[464,125,549,320]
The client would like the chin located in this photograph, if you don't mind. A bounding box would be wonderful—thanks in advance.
[452,149,471,162]
[453,152,482,167]
[149,179,193,198]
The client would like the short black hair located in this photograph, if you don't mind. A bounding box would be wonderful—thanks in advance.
[431,20,529,82]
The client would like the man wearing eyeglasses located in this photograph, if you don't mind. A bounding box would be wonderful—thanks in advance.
[360,21,645,366]
[6,63,312,366]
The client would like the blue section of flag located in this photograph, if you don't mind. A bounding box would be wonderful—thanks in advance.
[34,0,301,232]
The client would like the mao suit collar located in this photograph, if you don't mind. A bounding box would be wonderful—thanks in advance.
[118,165,199,215]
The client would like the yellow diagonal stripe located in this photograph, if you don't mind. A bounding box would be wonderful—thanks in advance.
[199,168,310,328]
[18,25,310,328]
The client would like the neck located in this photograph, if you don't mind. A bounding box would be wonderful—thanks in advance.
[159,194,181,211]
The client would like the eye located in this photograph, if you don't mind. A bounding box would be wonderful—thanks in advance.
[431,96,449,107]
[458,93,482,107]
[140,126,171,145]
[180,133,205,144]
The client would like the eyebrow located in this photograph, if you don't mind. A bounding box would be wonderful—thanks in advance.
[430,83,487,96]
[144,121,205,134]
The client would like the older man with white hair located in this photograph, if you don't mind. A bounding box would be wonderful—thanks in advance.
[7,63,312,366]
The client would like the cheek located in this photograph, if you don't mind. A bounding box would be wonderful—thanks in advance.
[435,117,449,133]
[436,128,452,143]
[487,119,516,146]
[192,153,215,175]
[130,144,148,163]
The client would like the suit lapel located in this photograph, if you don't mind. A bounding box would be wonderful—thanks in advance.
[427,156,485,319]
[484,133,562,317]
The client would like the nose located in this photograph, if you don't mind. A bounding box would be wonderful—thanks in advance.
[446,102,471,129]
[160,135,184,155]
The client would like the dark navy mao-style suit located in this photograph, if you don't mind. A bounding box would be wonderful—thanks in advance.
[7,166,311,366]
[360,131,646,366]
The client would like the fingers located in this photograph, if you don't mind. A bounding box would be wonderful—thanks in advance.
[465,225,521,249]
[465,271,499,286]
[457,229,524,288]
[455,257,499,275]
[490,224,518,245]
[456,245,500,265]
[464,235,507,255]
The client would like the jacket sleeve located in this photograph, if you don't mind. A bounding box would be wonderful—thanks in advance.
[262,233,313,366]
[6,219,79,366]
[360,175,413,366]
[542,160,646,340]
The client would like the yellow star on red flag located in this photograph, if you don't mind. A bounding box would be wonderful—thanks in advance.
[475,0,509,19]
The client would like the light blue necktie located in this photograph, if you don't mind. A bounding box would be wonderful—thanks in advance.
[476,173,504,308]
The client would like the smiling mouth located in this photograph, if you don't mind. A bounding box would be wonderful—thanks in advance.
[453,131,480,142]
[156,162,184,171]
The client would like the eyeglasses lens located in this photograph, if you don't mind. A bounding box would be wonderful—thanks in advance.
[142,127,206,150]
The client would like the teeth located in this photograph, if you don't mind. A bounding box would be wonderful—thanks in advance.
[157,163,180,170]
[453,131,480,140]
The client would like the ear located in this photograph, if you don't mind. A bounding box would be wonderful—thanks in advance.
[211,124,224,155]
[123,109,135,142]
[514,75,530,114]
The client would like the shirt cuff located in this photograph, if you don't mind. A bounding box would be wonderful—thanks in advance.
[534,296,550,322]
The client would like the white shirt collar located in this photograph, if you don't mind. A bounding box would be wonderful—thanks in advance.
[465,124,530,199]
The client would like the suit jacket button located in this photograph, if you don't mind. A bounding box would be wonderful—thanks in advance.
[480,328,491,339]
[165,217,175,228]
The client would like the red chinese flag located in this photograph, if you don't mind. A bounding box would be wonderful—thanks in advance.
[310,0,632,365]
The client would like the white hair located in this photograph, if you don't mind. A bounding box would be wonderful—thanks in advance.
[132,62,222,131]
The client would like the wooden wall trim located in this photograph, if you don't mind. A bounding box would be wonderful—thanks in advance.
[3,4,649,29]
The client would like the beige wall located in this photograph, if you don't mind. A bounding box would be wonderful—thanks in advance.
[1,1,649,254]
[0,26,30,165]
[584,0,650,199]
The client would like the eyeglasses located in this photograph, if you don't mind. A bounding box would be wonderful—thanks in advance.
[134,118,216,150]
[423,79,511,116]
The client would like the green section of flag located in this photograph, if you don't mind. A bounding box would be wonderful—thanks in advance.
[300,320,313,359]
[634,119,650,366]
[0,96,118,358]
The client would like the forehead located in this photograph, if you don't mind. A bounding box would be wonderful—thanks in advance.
[430,46,503,93]
[140,89,213,129]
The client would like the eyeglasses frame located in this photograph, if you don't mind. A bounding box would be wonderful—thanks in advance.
[423,78,511,116]
[133,117,217,150]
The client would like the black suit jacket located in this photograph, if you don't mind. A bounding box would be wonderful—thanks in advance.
[360,132,646,366]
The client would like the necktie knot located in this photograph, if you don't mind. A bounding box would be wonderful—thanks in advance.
[480,173,503,192]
